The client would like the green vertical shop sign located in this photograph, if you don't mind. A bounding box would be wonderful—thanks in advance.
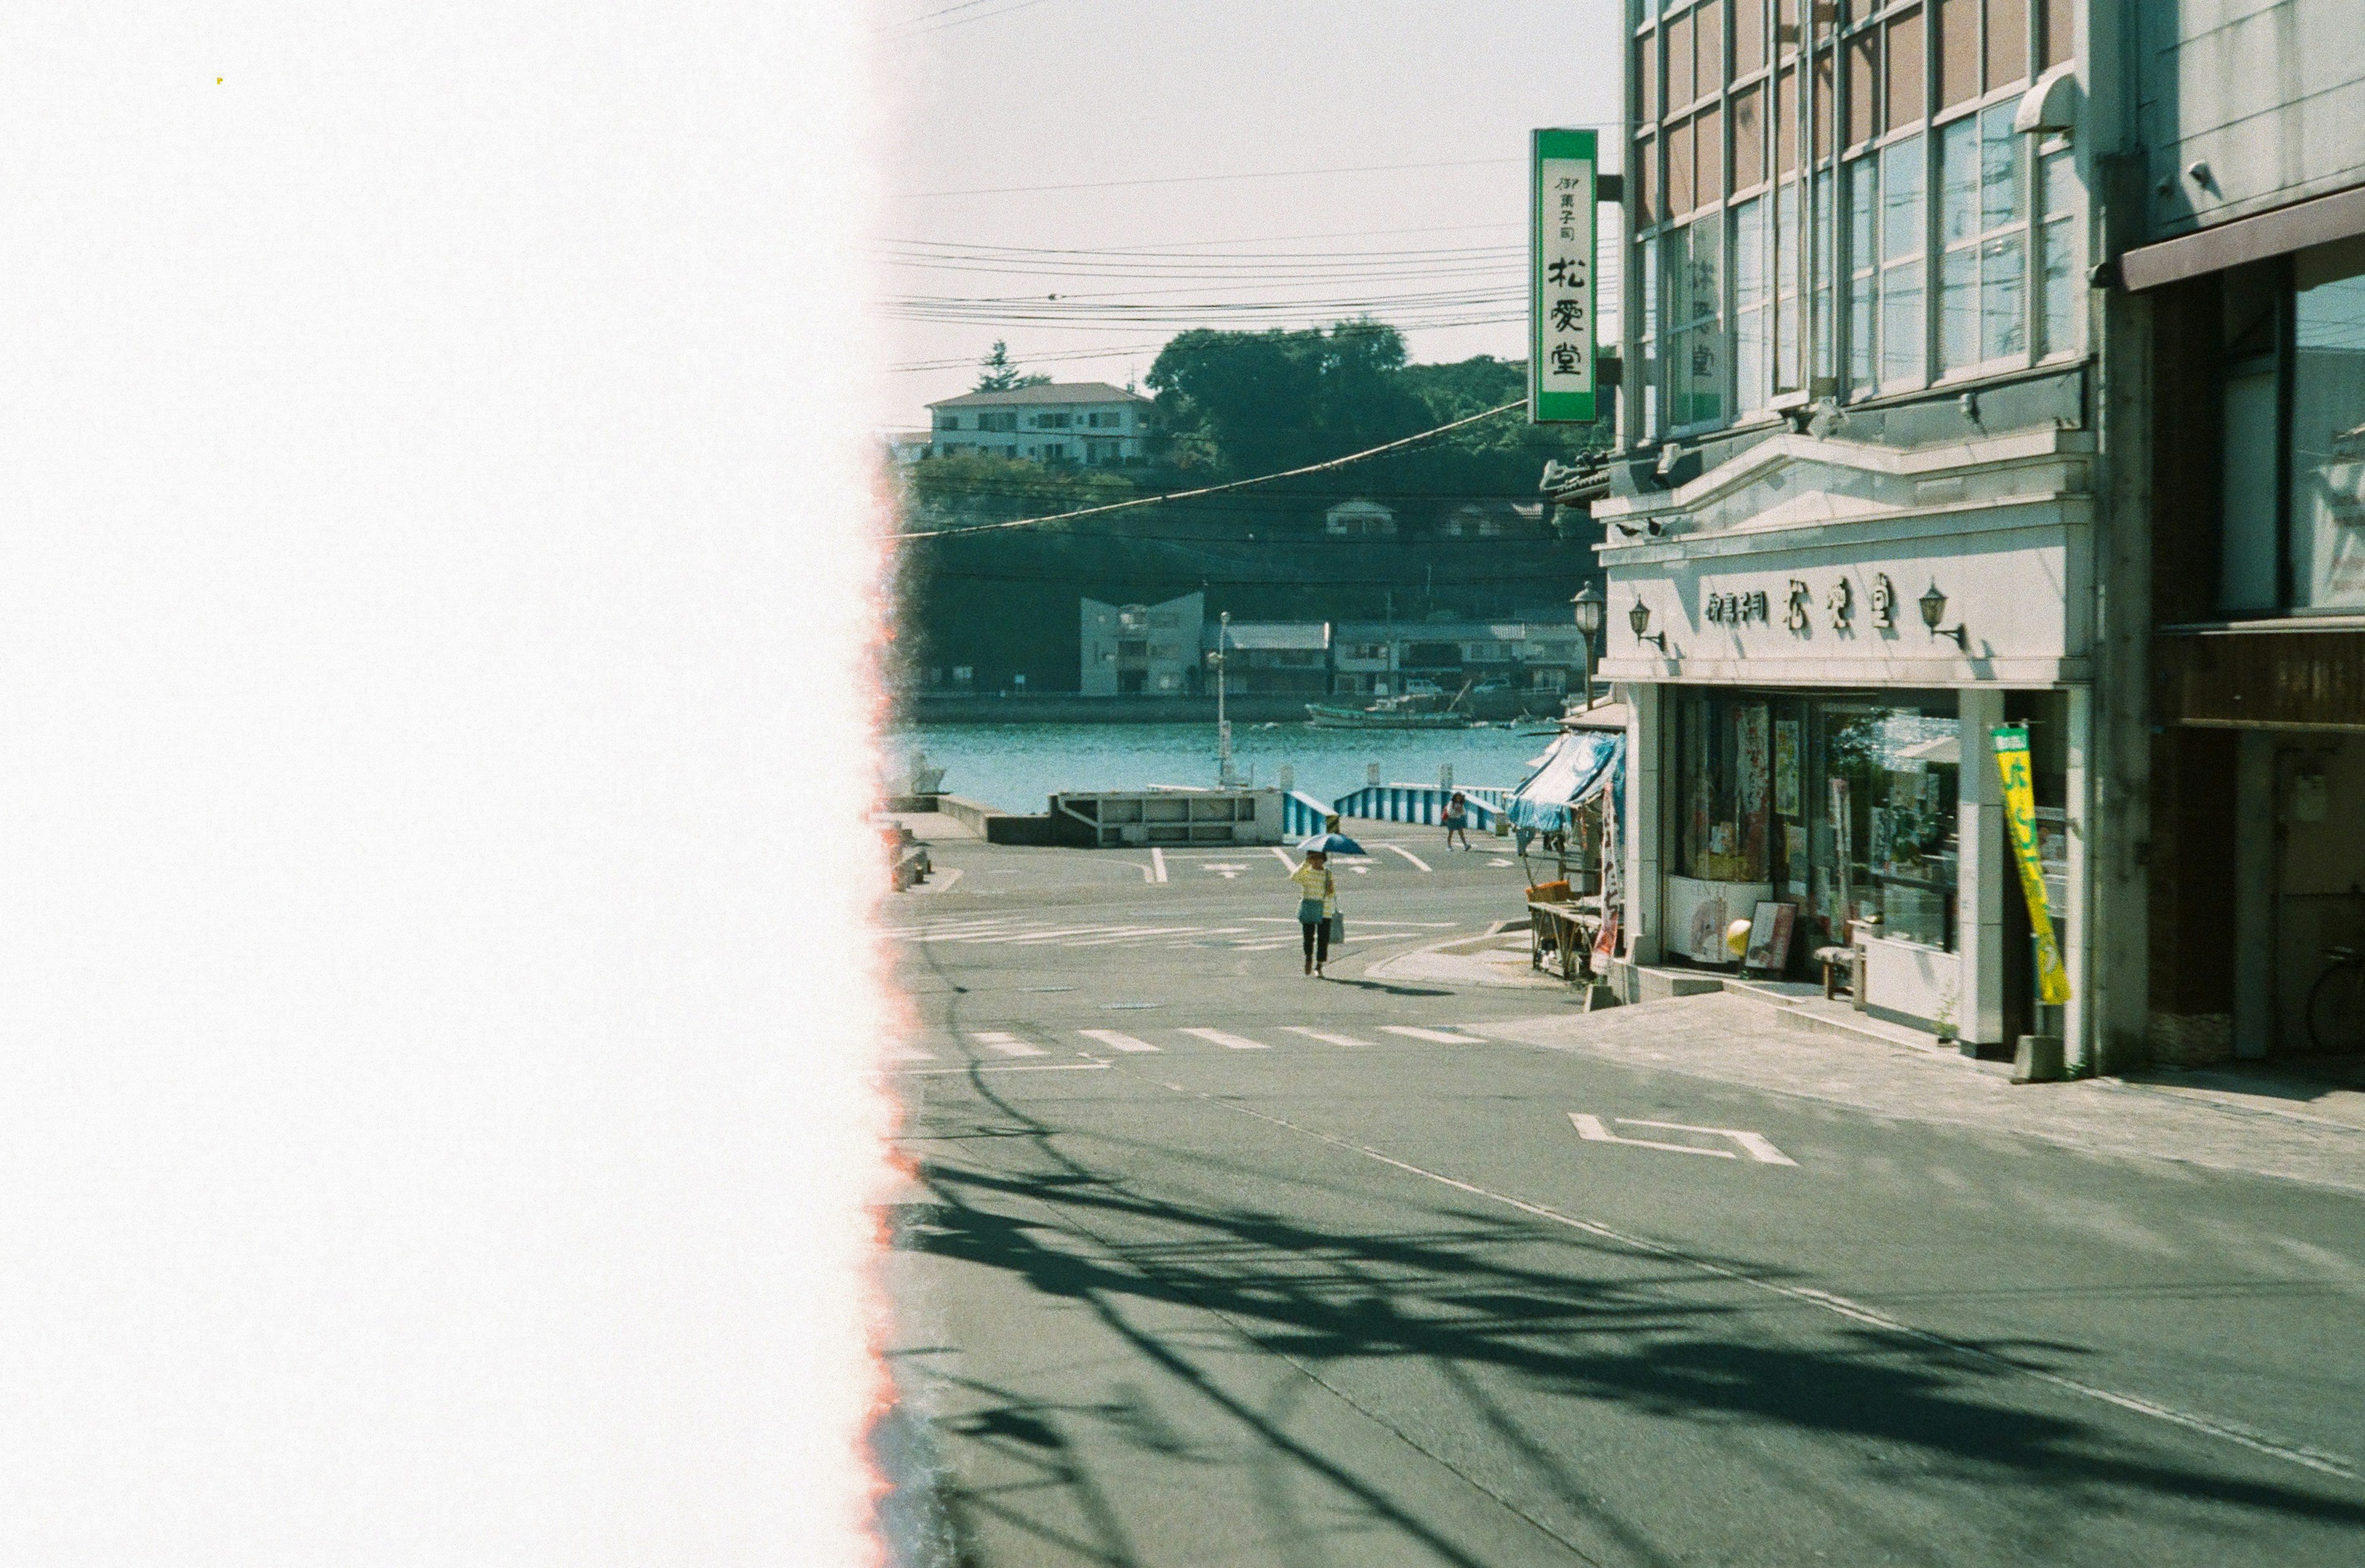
[1993,724,2072,1005]
[1530,127,1597,424]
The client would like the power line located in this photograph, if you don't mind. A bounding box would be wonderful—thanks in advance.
[894,400,1526,541]
[882,220,1530,253]
[894,155,1530,201]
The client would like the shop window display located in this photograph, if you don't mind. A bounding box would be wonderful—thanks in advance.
[1678,691,1961,963]
[1814,701,1960,950]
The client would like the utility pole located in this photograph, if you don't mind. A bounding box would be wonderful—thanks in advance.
[1213,611,1239,786]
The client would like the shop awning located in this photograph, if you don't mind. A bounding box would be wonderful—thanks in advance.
[1506,729,1624,832]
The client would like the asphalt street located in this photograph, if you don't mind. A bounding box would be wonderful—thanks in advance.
[880,830,2365,1567]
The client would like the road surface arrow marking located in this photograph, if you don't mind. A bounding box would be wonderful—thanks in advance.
[1569,1113,1797,1165]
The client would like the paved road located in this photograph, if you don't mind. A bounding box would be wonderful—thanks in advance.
[881,835,2365,1567]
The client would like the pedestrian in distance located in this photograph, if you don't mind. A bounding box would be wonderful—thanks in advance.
[1443,791,1473,852]
[1290,849,1338,977]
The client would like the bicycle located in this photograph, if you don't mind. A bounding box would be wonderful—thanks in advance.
[2306,943,2365,1054]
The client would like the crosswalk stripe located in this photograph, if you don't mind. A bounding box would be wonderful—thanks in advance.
[1077,1028,1160,1053]
[969,1031,1046,1057]
[1381,1026,1489,1044]
[1179,1027,1269,1051]
[945,926,1113,945]
[1281,1027,1375,1048]
[1059,926,1204,947]
[992,925,1144,945]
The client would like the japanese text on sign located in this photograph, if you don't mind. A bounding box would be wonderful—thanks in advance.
[1531,129,1597,423]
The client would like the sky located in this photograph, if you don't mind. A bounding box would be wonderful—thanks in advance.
[871,0,1626,430]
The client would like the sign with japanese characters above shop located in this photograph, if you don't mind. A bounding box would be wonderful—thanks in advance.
[1529,128,1596,424]
[1703,588,1769,625]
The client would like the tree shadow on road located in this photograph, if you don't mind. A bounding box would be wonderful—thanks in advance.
[893,1085,2365,1566]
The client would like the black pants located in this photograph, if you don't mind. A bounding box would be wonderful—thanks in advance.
[1301,918,1331,965]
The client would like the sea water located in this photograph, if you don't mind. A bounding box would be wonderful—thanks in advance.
[884,721,1563,814]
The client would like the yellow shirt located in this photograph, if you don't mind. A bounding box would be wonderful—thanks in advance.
[1288,861,1336,908]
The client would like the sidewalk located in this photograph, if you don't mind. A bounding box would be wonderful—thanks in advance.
[1470,990,2365,1195]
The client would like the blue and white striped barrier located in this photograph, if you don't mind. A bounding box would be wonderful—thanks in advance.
[1330,783,1503,830]
[1281,790,1334,839]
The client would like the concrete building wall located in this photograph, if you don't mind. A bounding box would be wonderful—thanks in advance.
[2138,0,2365,242]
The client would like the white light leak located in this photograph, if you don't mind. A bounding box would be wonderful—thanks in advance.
[1,6,894,1564]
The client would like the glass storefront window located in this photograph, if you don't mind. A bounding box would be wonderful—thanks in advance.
[1677,691,1961,960]
[1814,701,1961,951]
[2291,235,2365,610]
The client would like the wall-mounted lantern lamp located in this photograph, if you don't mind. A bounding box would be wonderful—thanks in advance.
[1919,581,1968,650]
[1628,595,1667,652]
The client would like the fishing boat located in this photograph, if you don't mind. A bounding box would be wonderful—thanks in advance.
[1304,689,1479,730]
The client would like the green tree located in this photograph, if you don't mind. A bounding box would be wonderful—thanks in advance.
[973,339,1053,394]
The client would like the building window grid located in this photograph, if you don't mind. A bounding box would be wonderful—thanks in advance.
[1630,0,2063,433]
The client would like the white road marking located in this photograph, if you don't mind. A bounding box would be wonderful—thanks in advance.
[1179,1027,1269,1051]
[882,917,1027,938]
[1202,863,1246,879]
[947,925,1114,945]
[1173,1091,2364,1484]
[1617,1118,1799,1166]
[997,924,1164,945]
[1487,857,1514,867]
[1380,844,1433,872]
[1059,926,1205,947]
[1077,1028,1160,1053]
[1282,1027,1375,1048]
[1569,1113,1737,1158]
[1150,848,1168,883]
[886,1045,936,1062]
[970,1031,1046,1057]
[1270,846,1298,871]
[1383,1026,1489,1044]
[892,1062,1110,1076]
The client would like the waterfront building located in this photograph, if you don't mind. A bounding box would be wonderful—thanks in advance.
[1079,592,1203,697]
[1203,621,1332,697]
[921,382,1152,466]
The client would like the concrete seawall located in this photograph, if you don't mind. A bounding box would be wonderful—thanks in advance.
[898,693,1559,725]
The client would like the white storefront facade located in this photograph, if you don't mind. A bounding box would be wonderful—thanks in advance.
[1597,424,2095,1057]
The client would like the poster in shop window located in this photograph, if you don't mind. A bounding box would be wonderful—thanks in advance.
[1737,703,1771,875]
[1774,719,1801,818]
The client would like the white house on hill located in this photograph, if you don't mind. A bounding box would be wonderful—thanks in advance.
[924,382,1152,466]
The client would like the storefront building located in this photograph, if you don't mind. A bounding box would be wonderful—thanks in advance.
[1604,0,2107,1057]
[1596,423,2092,1053]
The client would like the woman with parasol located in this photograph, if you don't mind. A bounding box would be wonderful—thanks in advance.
[1288,831,1360,977]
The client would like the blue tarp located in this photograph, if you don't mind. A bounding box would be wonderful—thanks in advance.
[1505,729,1624,833]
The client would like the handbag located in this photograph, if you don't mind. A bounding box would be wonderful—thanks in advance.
[1327,911,1345,943]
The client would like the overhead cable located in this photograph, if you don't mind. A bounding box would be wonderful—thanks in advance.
[893,399,1524,541]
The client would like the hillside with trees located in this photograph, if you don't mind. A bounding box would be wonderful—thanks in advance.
[890,322,1614,696]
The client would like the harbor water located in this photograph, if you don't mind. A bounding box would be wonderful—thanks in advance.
[885,721,1562,814]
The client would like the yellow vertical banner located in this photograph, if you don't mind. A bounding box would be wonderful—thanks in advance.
[1992,724,2071,1004]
